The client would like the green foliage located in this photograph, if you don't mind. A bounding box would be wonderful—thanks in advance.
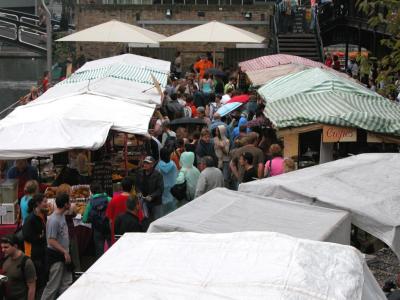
[357,0,400,96]
[53,32,76,63]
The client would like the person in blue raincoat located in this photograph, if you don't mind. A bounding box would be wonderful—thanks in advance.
[156,148,178,216]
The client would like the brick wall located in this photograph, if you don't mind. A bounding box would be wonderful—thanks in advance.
[75,4,273,68]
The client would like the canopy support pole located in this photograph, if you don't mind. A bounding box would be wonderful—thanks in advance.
[124,133,128,177]
[213,48,216,66]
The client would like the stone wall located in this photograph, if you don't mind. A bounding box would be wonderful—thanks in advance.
[75,4,274,68]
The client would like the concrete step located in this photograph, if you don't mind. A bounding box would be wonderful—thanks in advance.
[278,38,316,43]
[278,33,315,38]
[279,49,319,55]
[279,41,317,46]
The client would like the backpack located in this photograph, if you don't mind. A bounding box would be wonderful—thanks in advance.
[163,132,177,154]
[88,195,110,235]
[0,255,30,299]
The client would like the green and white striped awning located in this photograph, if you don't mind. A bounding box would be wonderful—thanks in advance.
[258,68,400,135]
[60,64,169,88]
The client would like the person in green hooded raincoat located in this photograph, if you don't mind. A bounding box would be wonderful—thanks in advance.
[175,151,200,204]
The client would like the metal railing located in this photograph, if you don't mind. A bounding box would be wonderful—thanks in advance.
[100,0,276,5]
[315,6,324,62]
[269,3,279,54]
[0,8,74,30]
[0,14,47,53]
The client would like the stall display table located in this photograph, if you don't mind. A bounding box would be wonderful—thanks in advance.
[0,224,18,237]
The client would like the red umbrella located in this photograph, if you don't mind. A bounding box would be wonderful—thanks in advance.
[226,94,250,104]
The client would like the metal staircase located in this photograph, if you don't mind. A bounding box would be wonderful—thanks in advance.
[271,3,324,62]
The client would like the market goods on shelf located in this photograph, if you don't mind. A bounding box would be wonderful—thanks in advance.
[112,174,123,181]
[74,202,87,215]
[44,187,58,199]
[71,185,91,202]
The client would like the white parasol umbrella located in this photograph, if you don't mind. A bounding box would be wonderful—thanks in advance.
[57,20,166,44]
[161,21,265,64]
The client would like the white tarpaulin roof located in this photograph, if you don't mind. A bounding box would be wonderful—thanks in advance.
[148,188,351,245]
[39,54,170,106]
[57,20,166,44]
[0,54,170,159]
[0,94,155,159]
[239,153,400,258]
[161,20,265,43]
[59,232,385,300]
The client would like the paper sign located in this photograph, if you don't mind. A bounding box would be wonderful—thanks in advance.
[0,206,7,216]
[323,126,357,143]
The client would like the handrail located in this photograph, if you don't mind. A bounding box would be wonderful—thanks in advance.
[0,8,75,29]
[0,15,45,32]
[274,4,279,53]
[269,3,279,54]
[315,5,324,62]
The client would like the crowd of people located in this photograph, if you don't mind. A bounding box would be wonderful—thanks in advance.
[4,43,400,298]
[324,52,400,102]
[0,50,301,299]
[18,71,50,106]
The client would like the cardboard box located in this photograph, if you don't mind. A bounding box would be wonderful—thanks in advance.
[0,201,18,224]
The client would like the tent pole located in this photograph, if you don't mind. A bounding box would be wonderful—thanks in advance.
[213,48,216,66]
[124,133,128,177]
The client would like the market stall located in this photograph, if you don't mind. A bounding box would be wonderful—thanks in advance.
[0,54,170,159]
[257,67,400,164]
[0,53,170,264]
[238,54,347,87]
[239,153,400,258]
[148,188,351,245]
[59,231,385,300]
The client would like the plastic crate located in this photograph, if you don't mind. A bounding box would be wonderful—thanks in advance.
[0,180,18,204]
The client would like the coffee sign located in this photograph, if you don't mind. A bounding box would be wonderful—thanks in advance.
[323,126,357,143]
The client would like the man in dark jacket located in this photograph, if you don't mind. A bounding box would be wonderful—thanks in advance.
[22,193,47,298]
[135,156,164,221]
[114,196,143,235]
[195,129,218,166]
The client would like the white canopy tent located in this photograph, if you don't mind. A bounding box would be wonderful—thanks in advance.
[161,21,265,64]
[161,21,265,44]
[57,20,166,45]
[59,232,385,300]
[239,153,400,258]
[0,54,170,159]
[148,188,351,245]
[39,54,170,106]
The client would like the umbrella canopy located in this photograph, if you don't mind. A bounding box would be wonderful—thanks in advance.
[239,54,328,72]
[204,68,225,77]
[161,21,265,44]
[40,54,170,106]
[216,102,243,117]
[57,20,166,44]
[244,64,309,86]
[239,54,349,86]
[169,117,206,126]
[247,115,271,128]
[226,94,250,104]
[0,54,171,159]
[258,68,400,135]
